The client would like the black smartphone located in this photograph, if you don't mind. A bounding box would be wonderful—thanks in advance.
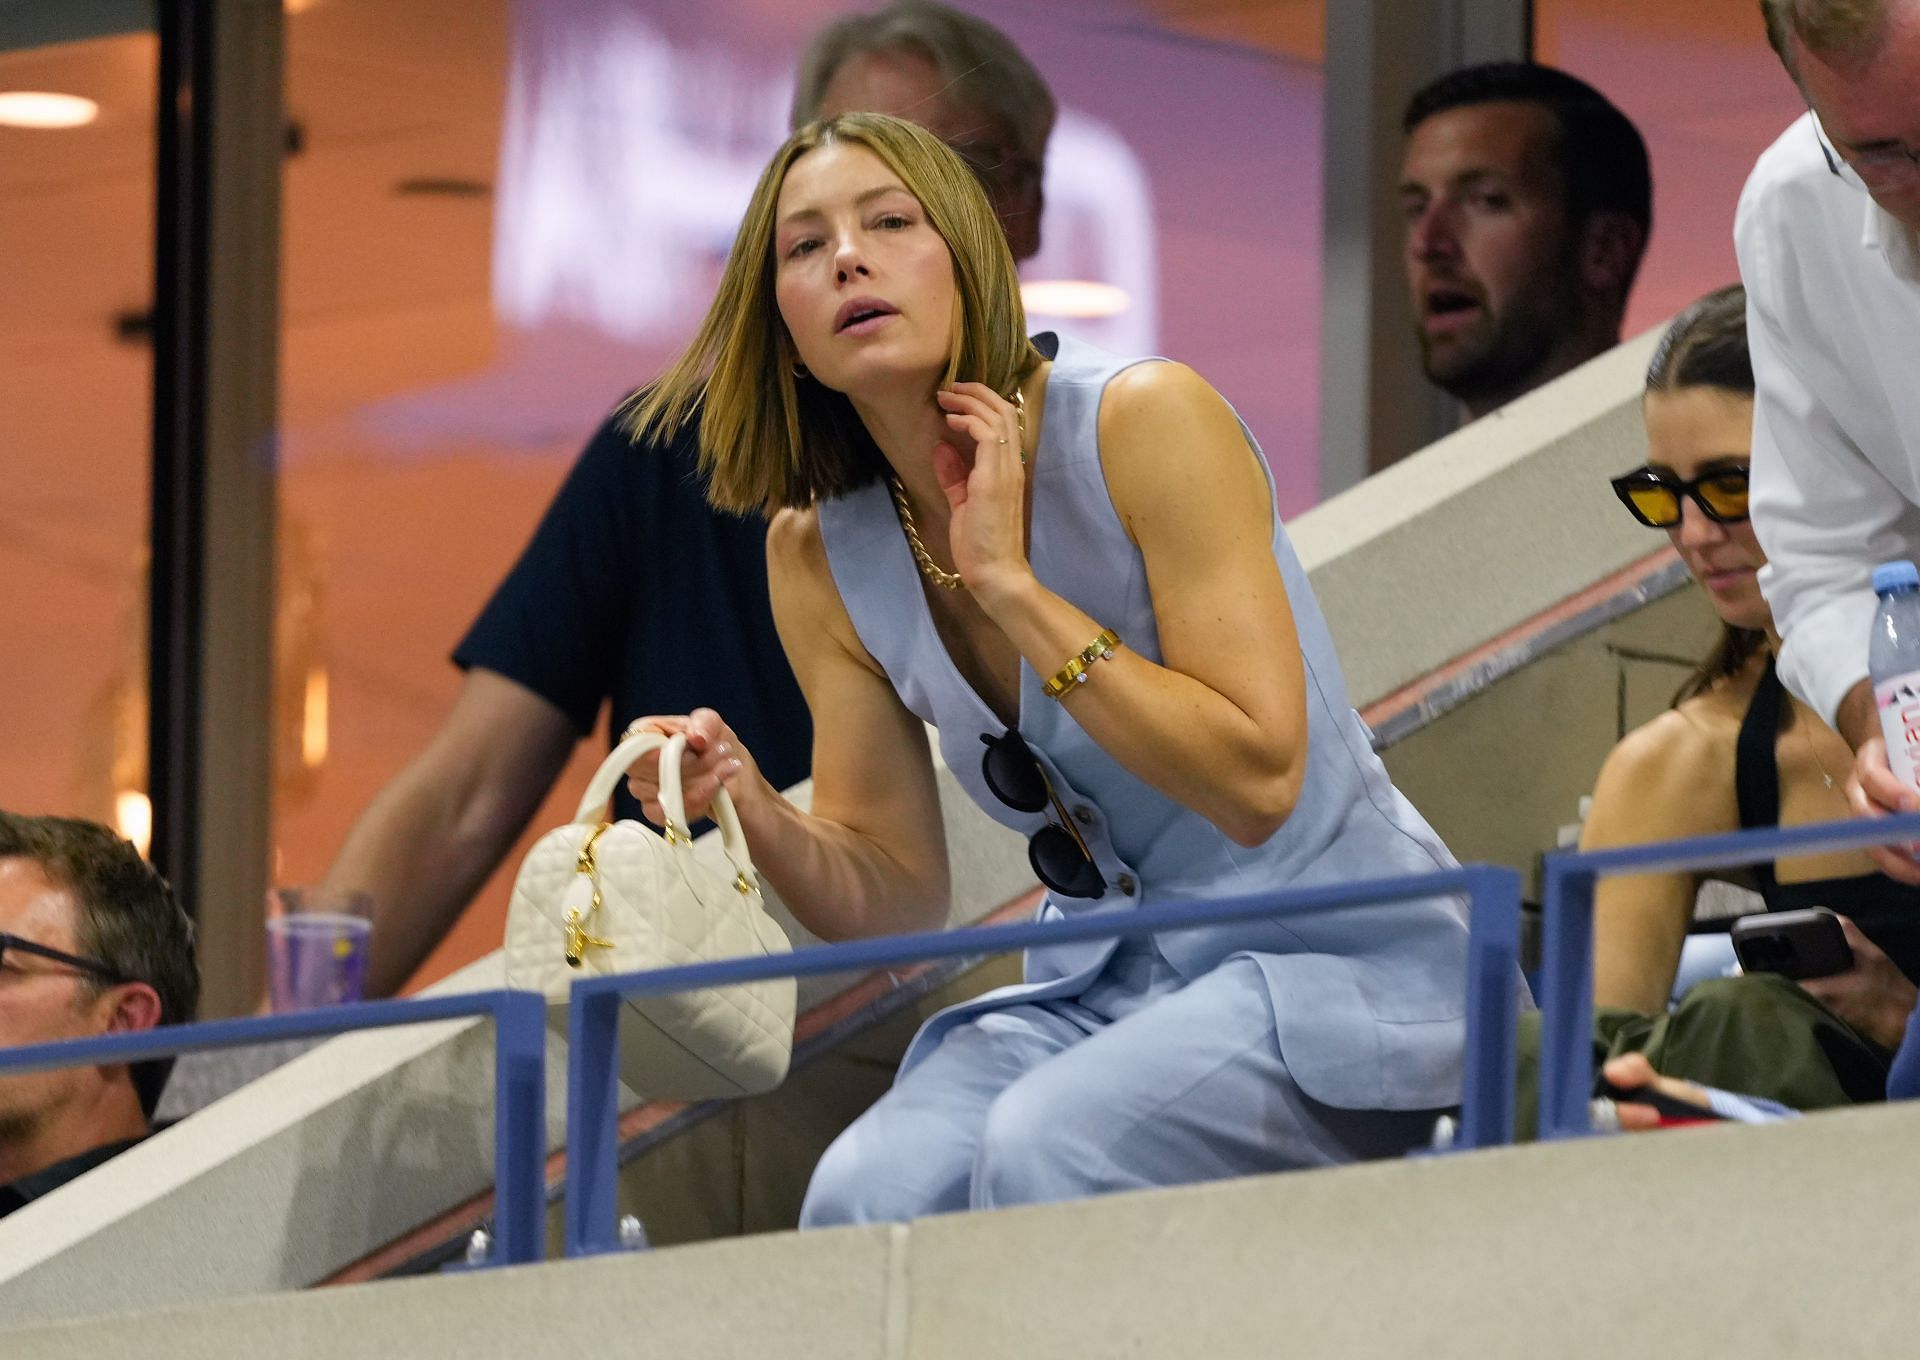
[1730,907,1853,980]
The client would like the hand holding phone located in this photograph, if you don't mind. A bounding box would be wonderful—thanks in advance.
[1730,907,1853,980]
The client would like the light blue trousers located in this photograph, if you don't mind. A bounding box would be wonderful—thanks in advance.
[800,943,1443,1226]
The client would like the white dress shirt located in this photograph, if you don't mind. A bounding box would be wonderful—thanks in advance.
[1737,112,1920,727]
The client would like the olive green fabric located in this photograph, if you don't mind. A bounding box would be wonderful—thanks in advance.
[1512,972,1891,1140]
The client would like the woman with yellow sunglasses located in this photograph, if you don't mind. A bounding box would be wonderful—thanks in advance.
[1578,284,1918,1106]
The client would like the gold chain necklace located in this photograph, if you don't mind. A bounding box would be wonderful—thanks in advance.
[888,476,965,591]
[1797,710,1840,792]
[886,386,1029,594]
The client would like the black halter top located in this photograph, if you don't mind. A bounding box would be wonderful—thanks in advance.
[1735,656,1920,984]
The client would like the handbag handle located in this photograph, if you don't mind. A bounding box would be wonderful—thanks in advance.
[571,729,760,886]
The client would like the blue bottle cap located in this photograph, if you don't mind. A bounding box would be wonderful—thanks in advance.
[1873,560,1920,595]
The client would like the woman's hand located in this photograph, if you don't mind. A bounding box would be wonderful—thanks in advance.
[1798,914,1919,1051]
[1846,735,1920,885]
[1600,1052,1714,1131]
[623,708,758,827]
[932,381,1032,605]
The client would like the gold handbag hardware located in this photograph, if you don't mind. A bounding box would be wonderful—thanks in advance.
[564,822,616,968]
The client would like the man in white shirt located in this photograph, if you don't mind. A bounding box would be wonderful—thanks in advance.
[1739,0,1920,877]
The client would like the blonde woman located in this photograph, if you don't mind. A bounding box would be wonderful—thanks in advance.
[624,113,1494,1223]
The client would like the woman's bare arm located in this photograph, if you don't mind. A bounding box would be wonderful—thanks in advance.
[1583,710,1730,1014]
[952,363,1308,846]
[629,508,950,941]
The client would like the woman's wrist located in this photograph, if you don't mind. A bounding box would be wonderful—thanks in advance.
[725,760,784,827]
[967,562,1041,621]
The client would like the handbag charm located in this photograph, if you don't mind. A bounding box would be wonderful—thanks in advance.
[564,823,615,968]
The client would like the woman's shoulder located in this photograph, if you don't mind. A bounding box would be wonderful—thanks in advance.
[1608,700,1741,782]
[1091,360,1244,473]
[1097,357,1213,421]
[767,504,825,568]
[1079,359,1270,553]
[765,504,875,661]
[1585,701,1742,846]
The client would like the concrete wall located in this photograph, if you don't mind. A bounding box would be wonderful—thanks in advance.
[1291,328,1666,708]
[10,1100,1918,1360]
[1383,583,1720,895]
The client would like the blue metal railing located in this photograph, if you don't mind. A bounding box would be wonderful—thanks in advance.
[563,864,1523,1258]
[0,990,548,1265]
[1537,811,1920,1140]
[24,812,1914,1274]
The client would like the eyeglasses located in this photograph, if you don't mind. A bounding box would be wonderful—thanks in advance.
[1810,109,1920,191]
[1610,466,1750,528]
[0,931,128,984]
[979,730,1107,899]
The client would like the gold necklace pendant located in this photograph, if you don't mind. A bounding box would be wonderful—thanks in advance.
[1802,721,1838,791]
[888,476,965,591]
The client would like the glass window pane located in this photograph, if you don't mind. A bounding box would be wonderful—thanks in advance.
[0,12,156,851]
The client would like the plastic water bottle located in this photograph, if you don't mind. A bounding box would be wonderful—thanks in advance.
[1870,560,1920,795]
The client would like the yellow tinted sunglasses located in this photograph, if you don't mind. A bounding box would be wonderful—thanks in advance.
[1610,466,1749,528]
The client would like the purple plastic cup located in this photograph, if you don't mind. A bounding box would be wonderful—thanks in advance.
[266,889,373,1012]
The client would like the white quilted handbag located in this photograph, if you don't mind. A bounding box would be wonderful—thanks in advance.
[503,728,795,1100]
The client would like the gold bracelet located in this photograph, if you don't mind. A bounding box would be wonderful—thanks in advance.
[1043,629,1120,700]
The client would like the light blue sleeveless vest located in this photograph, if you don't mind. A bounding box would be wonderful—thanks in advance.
[817,334,1475,1111]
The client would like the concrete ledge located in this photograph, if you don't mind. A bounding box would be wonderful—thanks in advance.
[2,1225,902,1360]
[1295,331,1662,708]
[10,1100,1916,1359]
[905,1101,1920,1359]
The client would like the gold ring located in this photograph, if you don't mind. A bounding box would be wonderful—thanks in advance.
[997,437,1007,444]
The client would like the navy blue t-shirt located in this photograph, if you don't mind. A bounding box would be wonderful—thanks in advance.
[454,408,813,820]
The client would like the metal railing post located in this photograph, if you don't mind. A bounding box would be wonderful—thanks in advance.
[1456,864,1522,1149]
[1538,859,1597,1139]
[490,990,548,1266]
[564,989,627,1258]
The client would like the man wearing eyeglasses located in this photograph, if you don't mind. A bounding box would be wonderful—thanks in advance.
[0,812,199,1221]
[1738,0,1920,879]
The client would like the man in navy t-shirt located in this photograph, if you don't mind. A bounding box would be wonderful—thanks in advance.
[323,2,1058,996]
[453,418,812,820]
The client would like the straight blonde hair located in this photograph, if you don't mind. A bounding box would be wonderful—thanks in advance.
[627,112,1043,515]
